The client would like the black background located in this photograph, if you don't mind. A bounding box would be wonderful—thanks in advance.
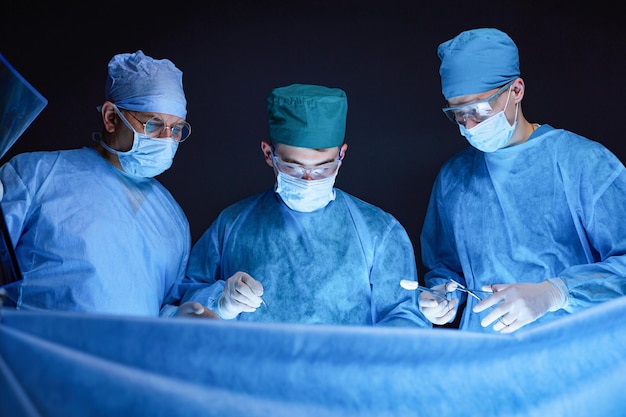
[2,1,624,278]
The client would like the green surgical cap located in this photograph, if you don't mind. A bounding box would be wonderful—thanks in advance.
[438,28,520,99]
[267,84,347,149]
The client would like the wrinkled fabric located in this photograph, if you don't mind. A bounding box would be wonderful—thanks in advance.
[105,50,187,119]
[267,84,347,148]
[2,299,626,417]
[0,147,190,316]
[438,28,520,99]
[178,189,429,327]
[421,124,626,333]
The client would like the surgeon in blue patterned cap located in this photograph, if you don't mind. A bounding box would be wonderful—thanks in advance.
[0,50,217,319]
[418,28,626,334]
[98,49,190,178]
[178,83,430,328]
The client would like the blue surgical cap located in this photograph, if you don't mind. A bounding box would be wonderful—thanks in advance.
[267,84,347,149]
[105,50,187,119]
[438,28,520,99]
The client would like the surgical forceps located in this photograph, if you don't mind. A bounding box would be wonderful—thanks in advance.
[447,279,492,300]
[402,278,508,326]
[399,280,447,300]
[400,278,491,301]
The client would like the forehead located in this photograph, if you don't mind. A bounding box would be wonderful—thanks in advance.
[132,110,185,123]
[274,143,338,162]
[446,85,501,107]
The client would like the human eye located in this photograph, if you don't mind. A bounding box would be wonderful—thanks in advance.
[144,118,165,135]
[310,167,325,177]
[452,110,466,125]
[282,162,304,176]
[170,125,183,139]
[472,102,494,120]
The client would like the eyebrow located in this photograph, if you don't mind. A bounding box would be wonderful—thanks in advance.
[281,155,337,166]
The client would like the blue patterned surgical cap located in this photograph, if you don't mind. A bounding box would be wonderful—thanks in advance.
[438,28,520,100]
[105,50,187,119]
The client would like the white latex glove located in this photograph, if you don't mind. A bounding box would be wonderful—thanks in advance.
[473,280,566,333]
[218,272,264,319]
[418,282,459,325]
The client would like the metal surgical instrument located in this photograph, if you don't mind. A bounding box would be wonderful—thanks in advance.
[447,279,491,300]
[399,279,447,300]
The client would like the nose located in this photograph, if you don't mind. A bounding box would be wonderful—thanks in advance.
[301,171,315,181]
[463,119,480,129]
[158,125,182,141]
[159,126,173,137]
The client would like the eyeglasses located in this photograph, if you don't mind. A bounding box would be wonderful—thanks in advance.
[271,147,342,180]
[442,81,513,126]
[121,108,192,142]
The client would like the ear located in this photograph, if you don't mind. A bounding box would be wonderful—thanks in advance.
[260,140,274,167]
[511,78,525,103]
[339,143,348,160]
[101,101,117,133]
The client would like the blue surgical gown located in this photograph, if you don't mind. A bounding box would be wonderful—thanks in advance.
[421,124,626,333]
[180,189,429,327]
[0,147,190,316]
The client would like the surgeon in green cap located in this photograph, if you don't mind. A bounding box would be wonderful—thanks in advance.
[177,83,430,327]
[417,28,626,334]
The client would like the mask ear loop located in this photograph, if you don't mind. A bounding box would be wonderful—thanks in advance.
[113,105,140,134]
[502,84,519,126]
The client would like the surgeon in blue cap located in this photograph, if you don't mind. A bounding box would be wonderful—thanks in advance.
[417,28,626,333]
[178,83,429,327]
[0,50,216,318]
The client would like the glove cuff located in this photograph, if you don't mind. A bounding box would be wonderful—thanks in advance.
[546,278,569,312]
[217,295,239,320]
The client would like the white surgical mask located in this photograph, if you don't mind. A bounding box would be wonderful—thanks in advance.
[275,171,337,212]
[100,106,179,178]
[459,88,518,153]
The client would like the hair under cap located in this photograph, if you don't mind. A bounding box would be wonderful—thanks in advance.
[105,50,187,119]
[267,84,347,149]
[438,28,520,100]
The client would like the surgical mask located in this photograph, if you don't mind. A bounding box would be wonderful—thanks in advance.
[100,107,179,178]
[275,171,337,212]
[459,89,518,153]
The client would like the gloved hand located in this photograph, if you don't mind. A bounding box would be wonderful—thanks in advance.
[418,282,459,325]
[175,301,219,319]
[473,280,566,333]
[218,272,264,319]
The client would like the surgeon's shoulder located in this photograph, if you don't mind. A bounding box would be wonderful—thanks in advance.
[438,146,477,177]
[547,127,622,167]
[215,190,275,221]
[3,149,68,176]
[336,190,398,224]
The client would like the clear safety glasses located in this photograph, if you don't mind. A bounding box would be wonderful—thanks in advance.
[442,81,513,126]
[120,107,192,142]
[271,148,342,180]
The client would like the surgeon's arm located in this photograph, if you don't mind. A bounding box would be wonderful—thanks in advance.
[370,220,431,328]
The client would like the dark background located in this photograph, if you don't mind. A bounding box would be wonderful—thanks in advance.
[2,1,624,278]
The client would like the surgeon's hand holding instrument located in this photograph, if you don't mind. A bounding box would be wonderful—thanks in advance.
[401,279,459,325]
[218,272,265,319]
